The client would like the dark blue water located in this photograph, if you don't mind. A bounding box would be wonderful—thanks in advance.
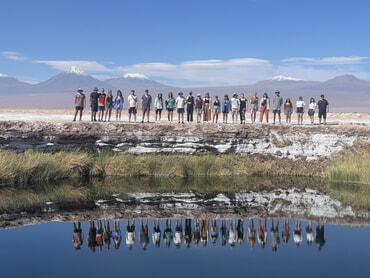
[0,218,369,278]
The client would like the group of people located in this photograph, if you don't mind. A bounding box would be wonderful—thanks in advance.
[73,218,326,252]
[74,88,329,125]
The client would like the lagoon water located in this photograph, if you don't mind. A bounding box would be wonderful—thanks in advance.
[1,218,369,278]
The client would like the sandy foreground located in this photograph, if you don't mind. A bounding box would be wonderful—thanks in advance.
[0,107,369,126]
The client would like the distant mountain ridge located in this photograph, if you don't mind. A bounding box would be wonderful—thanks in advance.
[0,70,369,112]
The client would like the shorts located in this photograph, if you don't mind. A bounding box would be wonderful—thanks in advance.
[318,110,327,119]
[285,109,292,115]
[142,106,150,114]
[251,103,258,111]
[296,107,304,113]
[75,106,84,111]
[195,108,202,114]
[91,103,98,112]
[308,109,314,116]
[155,108,162,115]
[214,106,220,111]
[273,109,281,114]
[98,106,105,111]
[177,108,184,114]
[167,108,174,112]
[231,108,238,116]
[129,107,137,114]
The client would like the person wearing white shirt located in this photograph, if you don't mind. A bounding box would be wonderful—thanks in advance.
[175,92,186,124]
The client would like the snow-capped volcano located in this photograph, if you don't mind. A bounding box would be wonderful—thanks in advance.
[123,73,149,79]
[272,75,303,81]
[64,66,86,75]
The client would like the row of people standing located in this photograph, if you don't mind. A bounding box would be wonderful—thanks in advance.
[74,88,329,125]
[262,91,330,125]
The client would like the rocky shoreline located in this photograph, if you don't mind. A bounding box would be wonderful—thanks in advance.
[1,114,369,229]
[0,120,369,160]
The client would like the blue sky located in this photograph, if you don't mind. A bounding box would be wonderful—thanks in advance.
[1,0,370,86]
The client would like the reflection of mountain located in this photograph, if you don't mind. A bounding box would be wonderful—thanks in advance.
[1,72,369,111]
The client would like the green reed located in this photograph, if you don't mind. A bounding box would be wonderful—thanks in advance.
[329,142,370,185]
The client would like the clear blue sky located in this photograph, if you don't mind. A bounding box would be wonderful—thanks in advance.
[1,0,370,86]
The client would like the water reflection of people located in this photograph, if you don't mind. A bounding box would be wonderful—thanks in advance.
[73,218,332,252]
[87,221,97,252]
[152,219,161,247]
[247,218,256,249]
[237,219,245,246]
[282,219,291,244]
[72,222,84,250]
[257,218,267,248]
[201,219,209,247]
[184,219,192,248]
[270,219,280,252]
[126,219,136,250]
[192,219,201,246]
[220,220,227,246]
[306,220,314,246]
[163,219,174,248]
[315,222,326,251]
[174,219,183,248]
[210,220,219,246]
[96,220,104,251]
[293,219,303,247]
[112,220,122,249]
[140,218,150,250]
[103,220,111,250]
[228,219,237,248]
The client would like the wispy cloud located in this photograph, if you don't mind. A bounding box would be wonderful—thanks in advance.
[116,58,274,86]
[1,51,27,61]
[34,60,114,73]
[29,56,370,86]
[281,56,369,65]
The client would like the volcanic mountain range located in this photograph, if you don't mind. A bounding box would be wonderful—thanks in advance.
[0,68,369,112]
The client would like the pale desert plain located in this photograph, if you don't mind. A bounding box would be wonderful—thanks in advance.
[0,107,369,125]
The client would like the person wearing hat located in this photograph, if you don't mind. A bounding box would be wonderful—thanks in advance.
[73,88,86,121]
[272,91,283,124]
[186,91,195,122]
[89,87,99,121]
